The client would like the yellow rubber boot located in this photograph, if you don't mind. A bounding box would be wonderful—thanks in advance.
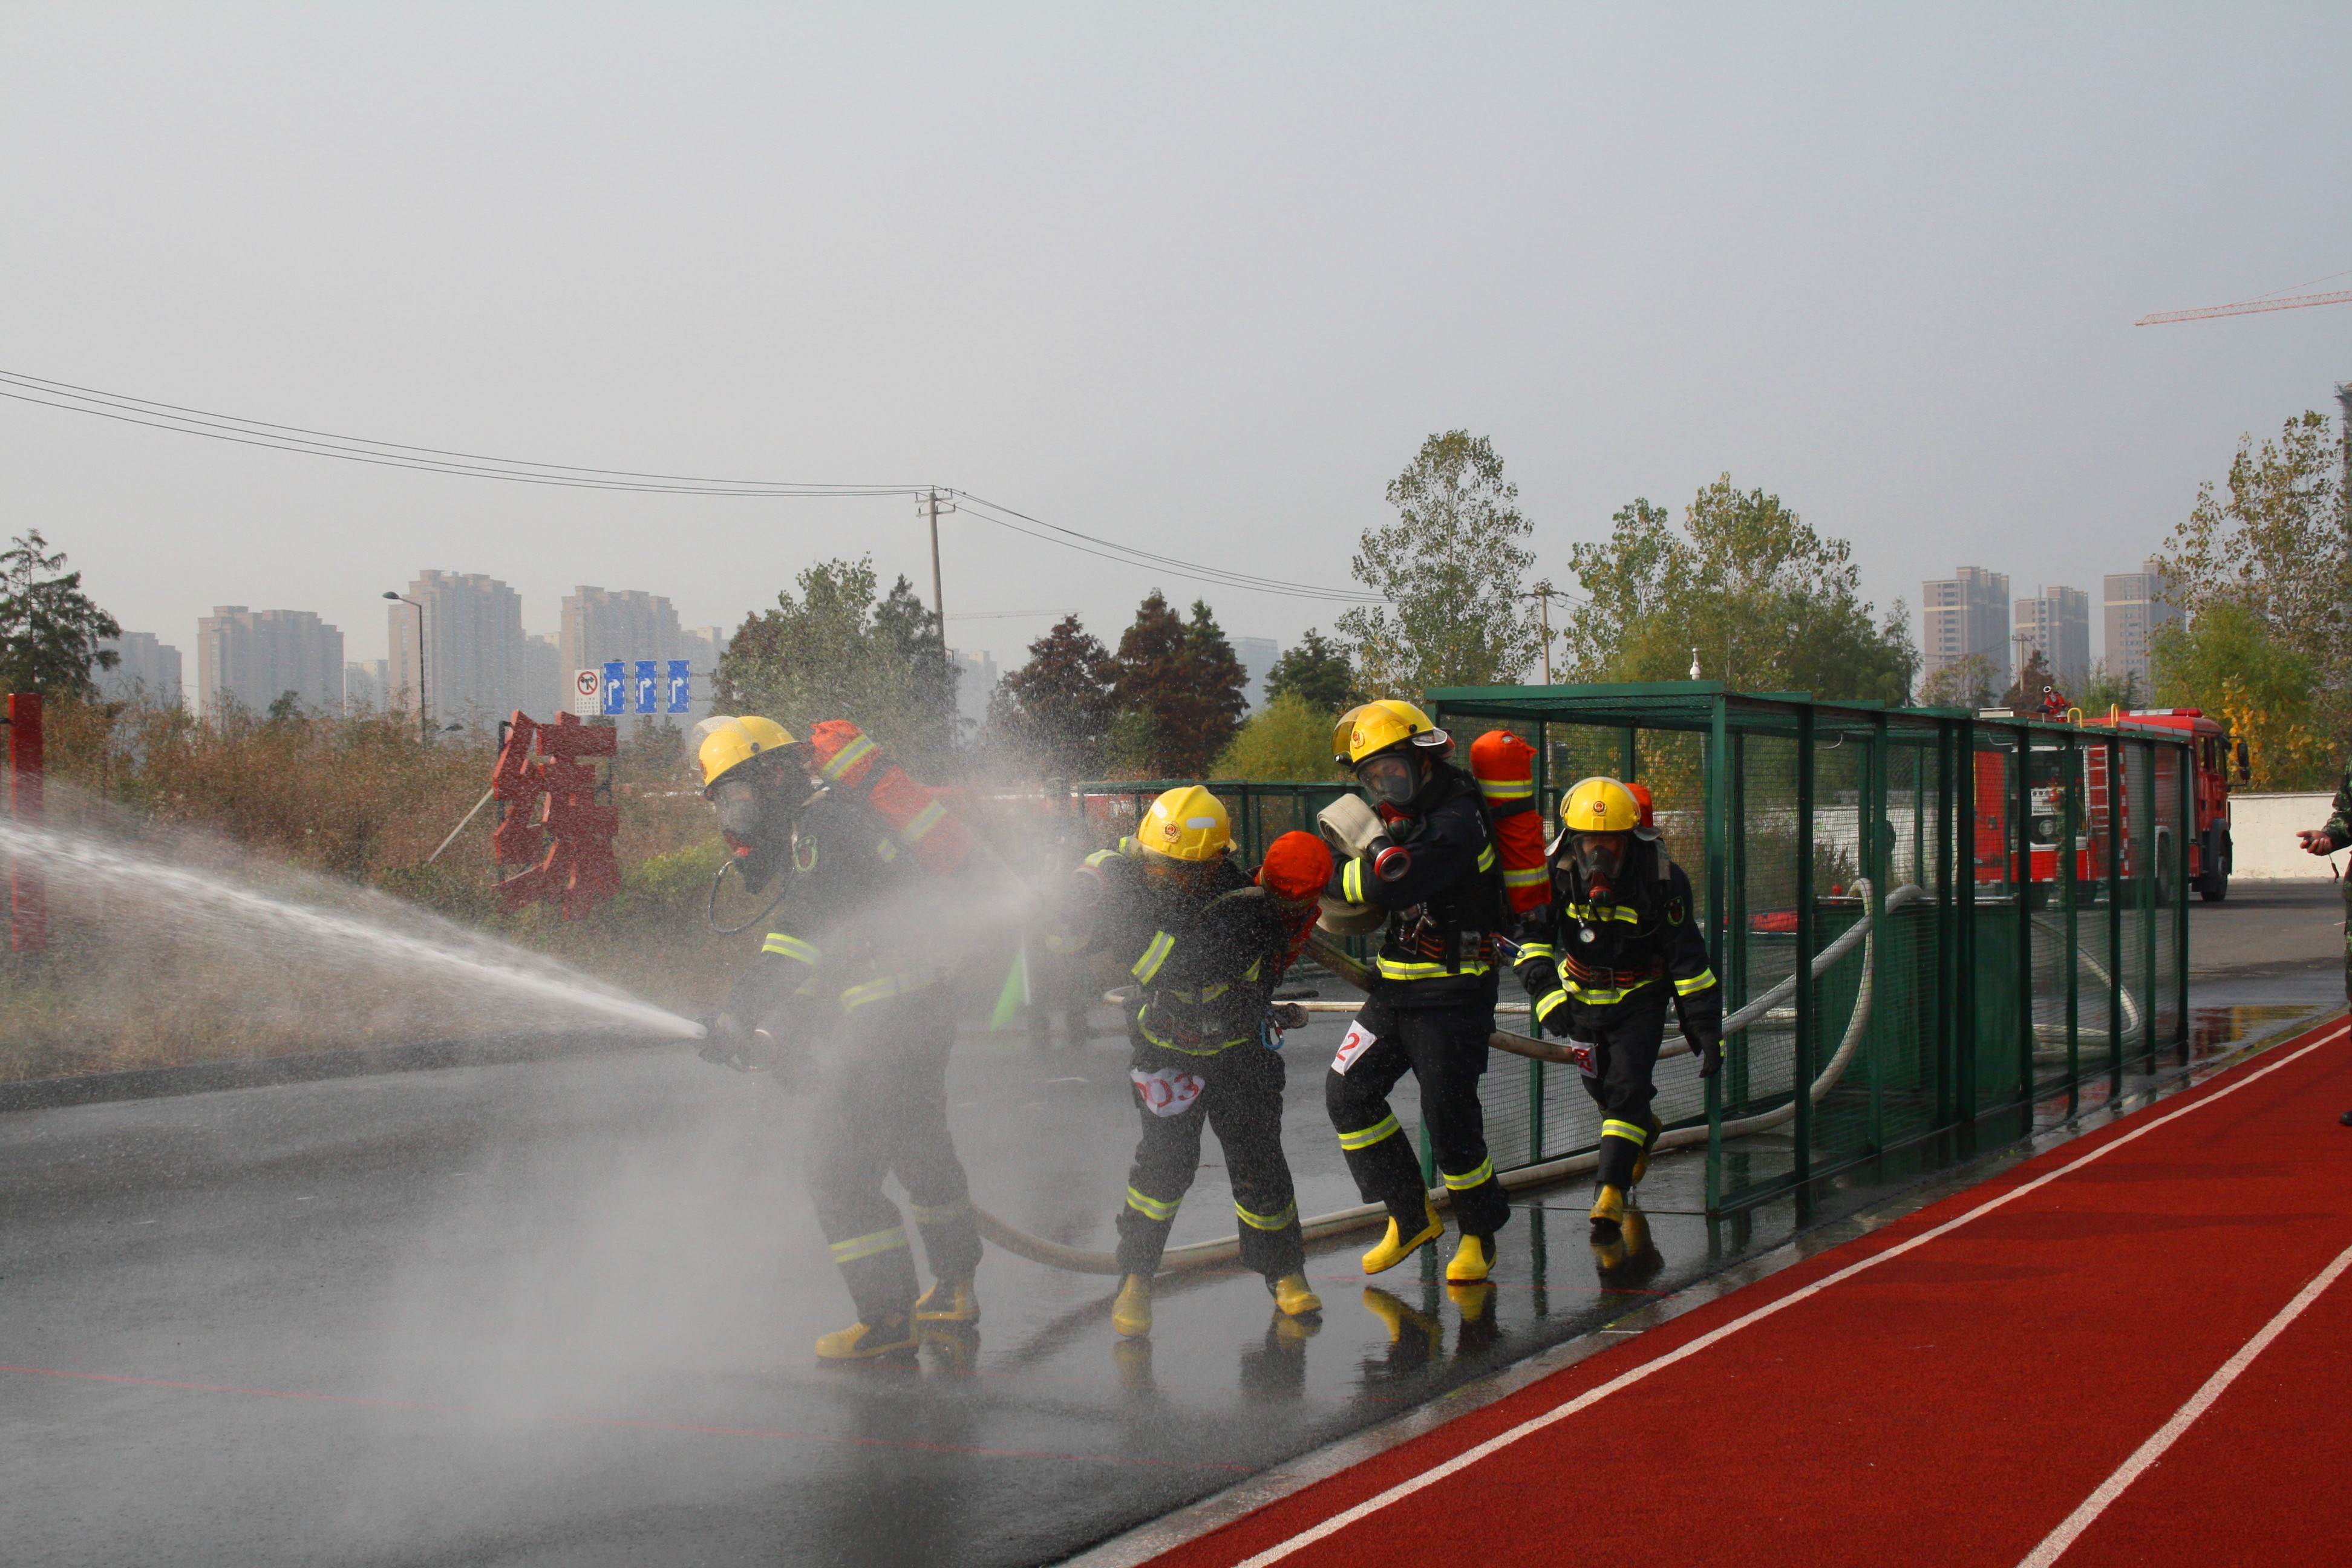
[1629,1114,1665,1187]
[1589,1183,1627,1237]
[1361,1200,1443,1275]
[1272,1273,1322,1318]
[814,1316,918,1361]
[914,1278,979,1324]
[1112,1273,1154,1338]
[1446,1233,1492,1284]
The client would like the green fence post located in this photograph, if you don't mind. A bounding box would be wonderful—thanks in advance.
[1866,711,1889,1156]
[1954,718,1979,1131]
[1705,693,1730,1210]
[2062,728,2080,1117]
[1794,704,1815,1200]
[2106,734,2125,1089]
[2016,723,2035,1109]
[1530,719,1548,1160]
[1935,719,1957,1128]
[2140,737,2158,1073]
[1728,730,1751,1118]
[2175,740,2192,1063]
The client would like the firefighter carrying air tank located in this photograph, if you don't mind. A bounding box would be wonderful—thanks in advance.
[697,715,984,1362]
[1319,699,1512,1286]
[1512,776,1722,1238]
[1059,786,1331,1340]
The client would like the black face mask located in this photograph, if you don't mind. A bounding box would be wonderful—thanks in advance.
[1571,832,1628,884]
[1356,753,1420,807]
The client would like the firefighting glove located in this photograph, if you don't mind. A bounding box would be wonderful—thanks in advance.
[698,1012,751,1068]
[1690,1032,1725,1079]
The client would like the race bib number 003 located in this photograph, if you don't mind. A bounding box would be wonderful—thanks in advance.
[1131,1067,1207,1119]
[1332,1021,1377,1075]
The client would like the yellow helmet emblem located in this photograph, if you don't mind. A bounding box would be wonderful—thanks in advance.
[1561,777,1641,834]
[1138,785,1233,863]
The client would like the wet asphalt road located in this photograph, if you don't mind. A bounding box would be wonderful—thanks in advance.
[2,887,2339,1568]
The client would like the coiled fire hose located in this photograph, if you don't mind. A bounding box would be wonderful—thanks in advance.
[971,878,1925,1276]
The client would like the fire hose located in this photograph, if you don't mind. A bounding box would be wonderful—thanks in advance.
[971,878,1924,1275]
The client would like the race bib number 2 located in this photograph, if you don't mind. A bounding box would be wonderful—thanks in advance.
[1332,1021,1377,1075]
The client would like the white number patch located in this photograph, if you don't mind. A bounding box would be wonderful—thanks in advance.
[1332,1020,1377,1075]
[1131,1067,1207,1118]
[1568,1041,1597,1077]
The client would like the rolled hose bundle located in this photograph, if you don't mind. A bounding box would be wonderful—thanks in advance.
[970,878,1925,1275]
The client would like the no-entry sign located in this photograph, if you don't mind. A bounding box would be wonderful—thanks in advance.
[570,668,603,717]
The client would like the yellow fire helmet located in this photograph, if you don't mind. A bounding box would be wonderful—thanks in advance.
[1138,785,1233,863]
[1332,699,1451,766]
[1561,776,1642,835]
[696,714,800,789]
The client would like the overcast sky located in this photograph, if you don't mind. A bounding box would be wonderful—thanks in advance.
[5,3,2348,693]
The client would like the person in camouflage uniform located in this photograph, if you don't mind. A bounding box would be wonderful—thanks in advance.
[2293,774,2352,1127]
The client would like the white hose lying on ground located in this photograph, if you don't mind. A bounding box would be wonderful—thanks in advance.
[974,878,1926,1275]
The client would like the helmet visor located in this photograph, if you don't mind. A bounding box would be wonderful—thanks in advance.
[1571,831,1628,882]
[1356,753,1418,806]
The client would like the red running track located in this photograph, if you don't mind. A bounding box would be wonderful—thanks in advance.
[1150,1016,2352,1568]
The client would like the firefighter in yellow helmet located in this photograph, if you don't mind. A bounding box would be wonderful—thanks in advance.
[1061,785,1328,1340]
[695,716,984,1362]
[1321,700,1514,1287]
[1513,777,1722,1241]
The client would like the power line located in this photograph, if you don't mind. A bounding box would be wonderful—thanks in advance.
[0,368,1387,606]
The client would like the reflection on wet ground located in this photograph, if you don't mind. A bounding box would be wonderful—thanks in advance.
[0,962,2336,1568]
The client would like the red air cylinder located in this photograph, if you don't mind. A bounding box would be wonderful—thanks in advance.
[1469,729,1550,915]
[806,719,974,875]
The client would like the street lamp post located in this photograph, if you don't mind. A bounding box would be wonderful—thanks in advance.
[383,591,427,744]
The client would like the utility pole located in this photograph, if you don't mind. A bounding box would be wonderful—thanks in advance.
[919,489,957,656]
[1523,582,1564,685]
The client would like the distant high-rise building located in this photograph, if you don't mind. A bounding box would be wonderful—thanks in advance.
[1921,567,2011,687]
[94,632,183,706]
[197,607,343,718]
[1233,637,1279,711]
[953,648,998,733]
[344,659,390,713]
[2103,559,2181,693]
[390,571,526,733]
[520,631,564,716]
[2014,586,2090,692]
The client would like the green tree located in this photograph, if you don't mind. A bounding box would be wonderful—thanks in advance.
[1563,477,1918,703]
[713,557,959,774]
[2157,410,2350,686]
[1335,431,1540,701]
[0,531,121,697]
[1917,652,1999,711]
[1211,693,1350,781]
[1263,628,1359,713]
[1105,591,1249,777]
[995,613,1116,779]
[2001,649,2056,711]
[2075,661,2143,717]
[2154,599,2331,789]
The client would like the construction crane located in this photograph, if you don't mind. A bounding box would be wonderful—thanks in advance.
[2137,287,2352,325]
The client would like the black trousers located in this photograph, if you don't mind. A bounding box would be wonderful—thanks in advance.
[1324,990,1511,1238]
[801,996,983,1325]
[1117,1034,1304,1281]
[1566,989,1670,1190]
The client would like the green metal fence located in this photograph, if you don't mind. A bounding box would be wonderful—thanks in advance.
[1078,682,2193,1215]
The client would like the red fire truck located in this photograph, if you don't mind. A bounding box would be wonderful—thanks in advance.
[1973,708,2241,902]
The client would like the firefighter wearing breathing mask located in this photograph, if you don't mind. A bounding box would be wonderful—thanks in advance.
[1063,787,1330,1341]
[694,716,984,1363]
[1514,776,1722,1239]
[1322,701,1513,1287]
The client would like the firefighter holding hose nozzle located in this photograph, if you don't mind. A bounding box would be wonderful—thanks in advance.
[1514,777,1722,1240]
[1321,700,1512,1287]
[696,716,984,1362]
[1060,787,1330,1340]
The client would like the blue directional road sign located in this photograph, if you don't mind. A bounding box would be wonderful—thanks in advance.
[666,660,691,714]
[635,661,658,714]
[601,661,626,717]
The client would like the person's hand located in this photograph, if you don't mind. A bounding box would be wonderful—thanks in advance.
[1691,1033,1725,1079]
[698,1011,750,1067]
[2299,829,2340,856]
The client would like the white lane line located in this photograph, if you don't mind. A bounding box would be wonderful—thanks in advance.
[1233,1021,2350,1568]
[2017,1236,2352,1568]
